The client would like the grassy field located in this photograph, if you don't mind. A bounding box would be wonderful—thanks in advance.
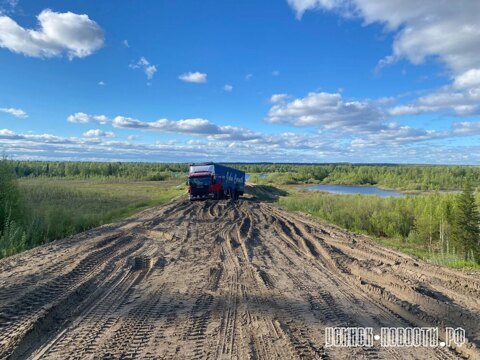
[0,178,184,258]
[20,178,185,238]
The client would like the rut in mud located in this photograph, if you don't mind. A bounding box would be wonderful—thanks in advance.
[0,198,479,359]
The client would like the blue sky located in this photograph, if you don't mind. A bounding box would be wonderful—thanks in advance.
[1,0,480,163]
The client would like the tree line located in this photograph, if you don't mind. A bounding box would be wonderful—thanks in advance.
[10,161,188,180]
[10,161,480,190]
[240,164,480,190]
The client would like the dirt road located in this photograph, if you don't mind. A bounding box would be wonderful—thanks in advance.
[0,198,479,359]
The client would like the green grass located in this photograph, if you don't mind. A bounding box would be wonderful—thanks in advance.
[20,178,185,227]
[0,178,185,257]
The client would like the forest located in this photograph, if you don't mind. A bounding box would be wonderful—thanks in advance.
[10,160,480,190]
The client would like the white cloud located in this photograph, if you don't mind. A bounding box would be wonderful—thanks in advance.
[112,116,260,141]
[287,1,480,120]
[123,39,129,48]
[266,91,383,132]
[287,1,480,75]
[452,122,480,136]
[245,73,253,80]
[179,71,207,83]
[388,86,480,116]
[270,93,288,103]
[83,129,115,138]
[112,116,214,133]
[67,112,109,124]
[2,121,480,163]
[187,139,206,145]
[130,57,157,80]
[454,69,480,89]
[0,9,104,59]
[223,84,233,92]
[98,81,106,86]
[0,128,322,162]
[0,128,15,136]
[272,70,280,76]
[0,107,27,118]
[351,123,447,147]
[287,0,339,19]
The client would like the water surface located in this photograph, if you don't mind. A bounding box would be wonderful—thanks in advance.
[304,184,405,197]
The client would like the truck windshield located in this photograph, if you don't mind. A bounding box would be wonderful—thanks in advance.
[189,176,211,187]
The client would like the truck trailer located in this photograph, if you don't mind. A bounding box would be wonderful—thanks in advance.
[188,162,245,201]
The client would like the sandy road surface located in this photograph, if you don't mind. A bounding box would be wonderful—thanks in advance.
[0,198,479,359]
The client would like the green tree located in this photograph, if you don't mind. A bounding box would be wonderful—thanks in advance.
[455,182,480,262]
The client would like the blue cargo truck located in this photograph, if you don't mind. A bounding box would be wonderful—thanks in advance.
[188,162,245,201]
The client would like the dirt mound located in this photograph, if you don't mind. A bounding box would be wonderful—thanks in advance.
[0,198,478,359]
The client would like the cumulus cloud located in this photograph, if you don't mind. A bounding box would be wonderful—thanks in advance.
[452,122,480,136]
[129,57,157,80]
[187,139,206,145]
[0,128,332,163]
[223,84,233,92]
[179,71,207,83]
[265,89,480,148]
[266,91,383,132]
[287,0,338,19]
[98,81,106,86]
[0,128,15,136]
[288,1,480,75]
[0,9,104,59]
[388,87,480,117]
[286,1,480,120]
[351,123,447,147]
[83,129,115,138]
[270,93,288,103]
[67,112,109,124]
[2,121,480,163]
[0,107,27,118]
[454,69,480,89]
[112,116,261,141]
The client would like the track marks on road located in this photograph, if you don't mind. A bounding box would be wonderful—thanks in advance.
[0,198,477,359]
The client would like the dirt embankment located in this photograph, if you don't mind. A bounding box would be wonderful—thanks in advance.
[0,198,479,359]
